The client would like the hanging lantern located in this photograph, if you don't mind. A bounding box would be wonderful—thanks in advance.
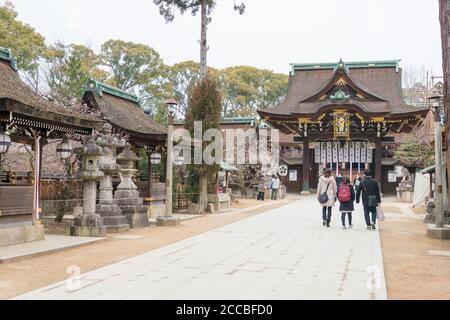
[0,127,11,154]
[56,137,73,160]
[150,152,162,165]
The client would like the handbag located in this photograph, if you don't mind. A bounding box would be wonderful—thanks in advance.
[362,181,378,208]
[318,183,330,204]
[377,206,385,221]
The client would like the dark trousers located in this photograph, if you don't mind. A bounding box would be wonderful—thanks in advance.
[257,191,265,201]
[341,212,353,226]
[322,206,332,224]
[363,206,377,226]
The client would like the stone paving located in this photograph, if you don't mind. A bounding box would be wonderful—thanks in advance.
[14,196,387,300]
[0,235,105,264]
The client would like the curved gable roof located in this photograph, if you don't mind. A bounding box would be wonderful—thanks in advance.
[259,60,428,119]
[0,50,102,133]
[83,79,167,141]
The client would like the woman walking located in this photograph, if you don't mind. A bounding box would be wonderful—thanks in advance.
[317,169,337,228]
[337,176,355,229]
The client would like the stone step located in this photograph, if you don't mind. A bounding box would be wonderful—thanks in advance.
[105,224,130,234]
[97,209,123,217]
[102,216,128,226]
[119,205,148,214]
[125,212,150,229]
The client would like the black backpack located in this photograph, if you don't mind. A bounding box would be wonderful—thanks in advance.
[362,180,378,207]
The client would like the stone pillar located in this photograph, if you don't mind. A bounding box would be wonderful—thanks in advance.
[301,138,310,195]
[99,175,113,204]
[83,180,97,215]
[157,112,180,226]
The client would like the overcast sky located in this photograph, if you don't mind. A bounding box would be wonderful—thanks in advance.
[5,0,443,76]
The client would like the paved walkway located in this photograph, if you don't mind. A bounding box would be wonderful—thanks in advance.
[0,235,104,264]
[14,196,387,300]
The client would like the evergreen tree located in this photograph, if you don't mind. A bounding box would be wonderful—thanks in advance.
[185,76,222,210]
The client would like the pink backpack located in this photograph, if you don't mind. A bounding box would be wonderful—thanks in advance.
[338,184,351,202]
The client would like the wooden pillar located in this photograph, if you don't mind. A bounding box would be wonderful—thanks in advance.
[375,137,382,189]
[302,138,310,194]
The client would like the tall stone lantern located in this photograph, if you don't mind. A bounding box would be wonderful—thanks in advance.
[115,146,150,228]
[70,138,107,237]
[96,124,130,233]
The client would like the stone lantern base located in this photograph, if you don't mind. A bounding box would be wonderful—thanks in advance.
[115,189,150,229]
[97,201,130,233]
[427,224,450,240]
[156,217,180,227]
[70,214,106,237]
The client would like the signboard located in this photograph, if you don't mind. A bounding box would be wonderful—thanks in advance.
[343,142,349,162]
[366,146,373,163]
[315,143,321,163]
[326,142,332,163]
[338,143,344,162]
[332,142,338,162]
[355,141,361,163]
[321,142,327,164]
[349,141,355,162]
[289,170,297,181]
[388,171,396,182]
[361,141,367,163]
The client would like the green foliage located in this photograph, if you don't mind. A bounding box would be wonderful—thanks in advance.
[45,43,107,106]
[185,76,222,178]
[220,66,288,117]
[152,61,219,118]
[393,134,435,168]
[153,0,245,22]
[100,39,165,91]
[0,1,46,73]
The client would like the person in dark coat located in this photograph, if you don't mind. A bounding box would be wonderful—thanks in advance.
[338,176,355,229]
[356,169,382,230]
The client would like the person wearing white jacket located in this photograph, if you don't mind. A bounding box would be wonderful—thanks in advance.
[316,169,337,227]
[270,175,280,200]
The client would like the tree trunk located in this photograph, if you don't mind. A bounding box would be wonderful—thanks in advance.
[197,0,209,212]
[199,172,208,212]
[200,0,208,78]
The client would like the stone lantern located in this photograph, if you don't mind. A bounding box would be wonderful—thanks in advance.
[95,124,130,233]
[114,146,150,228]
[70,138,107,237]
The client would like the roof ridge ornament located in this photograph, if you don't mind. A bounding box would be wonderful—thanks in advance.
[84,79,142,106]
[0,47,18,71]
[333,58,350,73]
[330,88,351,100]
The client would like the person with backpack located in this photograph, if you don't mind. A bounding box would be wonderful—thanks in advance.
[337,176,355,229]
[356,169,382,230]
[316,169,337,228]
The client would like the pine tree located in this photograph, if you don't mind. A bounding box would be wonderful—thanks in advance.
[185,76,222,210]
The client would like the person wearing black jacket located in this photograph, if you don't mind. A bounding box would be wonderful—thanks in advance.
[356,169,381,230]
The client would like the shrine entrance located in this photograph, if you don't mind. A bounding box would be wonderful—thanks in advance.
[258,59,429,194]
[311,140,375,186]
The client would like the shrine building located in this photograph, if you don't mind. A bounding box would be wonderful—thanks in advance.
[257,59,429,194]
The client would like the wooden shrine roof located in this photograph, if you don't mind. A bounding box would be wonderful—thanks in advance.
[0,49,102,134]
[258,59,429,120]
[82,79,167,144]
